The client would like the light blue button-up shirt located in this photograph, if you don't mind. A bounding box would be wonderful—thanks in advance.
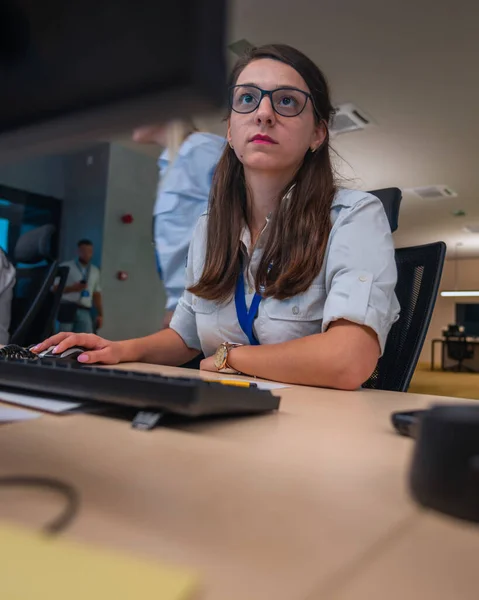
[170,188,400,358]
[154,132,225,311]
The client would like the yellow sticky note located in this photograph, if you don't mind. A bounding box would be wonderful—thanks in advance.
[0,522,198,599]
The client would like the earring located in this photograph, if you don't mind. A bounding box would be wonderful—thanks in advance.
[229,142,234,149]
[310,146,317,153]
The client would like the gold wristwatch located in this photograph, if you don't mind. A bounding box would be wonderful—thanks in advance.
[214,342,242,372]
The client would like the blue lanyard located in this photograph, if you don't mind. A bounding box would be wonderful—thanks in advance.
[235,268,262,346]
[76,260,90,281]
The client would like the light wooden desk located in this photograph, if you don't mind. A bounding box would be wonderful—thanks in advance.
[0,364,478,599]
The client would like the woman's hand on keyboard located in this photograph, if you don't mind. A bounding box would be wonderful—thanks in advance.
[31,333,124,365]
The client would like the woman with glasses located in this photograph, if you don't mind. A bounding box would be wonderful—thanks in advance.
[34,44,400,390]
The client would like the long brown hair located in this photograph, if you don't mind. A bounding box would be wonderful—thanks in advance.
[189,44,336,302]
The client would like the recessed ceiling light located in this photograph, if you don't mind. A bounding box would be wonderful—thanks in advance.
[405,185,458,200]
[330,103,373,135]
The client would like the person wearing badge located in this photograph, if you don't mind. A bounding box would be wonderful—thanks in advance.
[34,44,399,390]
[57,239,103,334]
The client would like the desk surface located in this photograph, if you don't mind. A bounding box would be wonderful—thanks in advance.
[434,337,479,342]
[0,364,478,599]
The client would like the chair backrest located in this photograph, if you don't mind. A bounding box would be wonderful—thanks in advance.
[364,241,447,392]
[367,187,402,232]
[13,224,56,264]
[10,261,59,346]
[41,264,70,338]
[446,338,473,361]
[9,224,61,346]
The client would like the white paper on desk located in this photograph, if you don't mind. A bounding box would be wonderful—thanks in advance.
[0,407,41,422]
[255,382,289,390]
[0,391,82,413]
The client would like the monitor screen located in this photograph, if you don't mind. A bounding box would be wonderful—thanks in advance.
[456,304,479,337]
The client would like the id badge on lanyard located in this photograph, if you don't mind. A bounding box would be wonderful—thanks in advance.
[77,261,90,298]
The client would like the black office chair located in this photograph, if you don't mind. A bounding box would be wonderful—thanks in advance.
[9,225,68,346]
[445,337,476,373]
[364,241,447,392]
[368,187,402,232]
[43,264,70,332]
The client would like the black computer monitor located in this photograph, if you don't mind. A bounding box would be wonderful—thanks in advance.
[456,304,479,337]
[0,0,226,161]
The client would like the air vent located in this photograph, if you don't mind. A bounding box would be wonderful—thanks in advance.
[463,224,479,234]
[228,39,255,56]
[330,103,372,135]
[406,185,458,200]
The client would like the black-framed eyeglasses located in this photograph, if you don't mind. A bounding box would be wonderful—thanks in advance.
[229,85,318,118]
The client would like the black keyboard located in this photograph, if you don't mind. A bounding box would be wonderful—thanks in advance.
[0,357,280,417]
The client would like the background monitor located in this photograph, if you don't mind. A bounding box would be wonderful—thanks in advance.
[456,304,479,337]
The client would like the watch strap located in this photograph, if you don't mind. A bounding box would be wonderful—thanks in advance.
[218,342,242,373]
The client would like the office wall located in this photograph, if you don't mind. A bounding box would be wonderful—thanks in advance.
[0,154,65,199]
[0,146,109,266]
[420,258,479,364]
[100,143,165,340]
[60,144,109,265]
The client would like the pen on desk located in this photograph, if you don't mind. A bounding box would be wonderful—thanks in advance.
[206,379,258,388]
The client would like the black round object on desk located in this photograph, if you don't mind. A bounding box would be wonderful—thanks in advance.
[410,404,479,524]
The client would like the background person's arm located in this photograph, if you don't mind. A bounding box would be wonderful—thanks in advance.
[162,310,174,329]
[93,291,103,329]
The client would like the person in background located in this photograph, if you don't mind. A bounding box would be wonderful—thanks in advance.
[0,248,15,344]
[58,239,103,334]
[132,120,225,328]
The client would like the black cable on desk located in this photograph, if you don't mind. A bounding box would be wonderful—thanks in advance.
[0,475,80,535]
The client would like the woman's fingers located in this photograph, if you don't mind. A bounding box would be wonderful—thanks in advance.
[31,332,74,353]
[32,332,117,365]
[76,346,118,365]
[51,334,104,356]
[33,333,106,356]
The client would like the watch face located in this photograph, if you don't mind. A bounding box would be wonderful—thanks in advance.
[214,345,228,370]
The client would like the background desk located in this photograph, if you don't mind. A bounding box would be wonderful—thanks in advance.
[430,337,479,370]
[0,364,478,599]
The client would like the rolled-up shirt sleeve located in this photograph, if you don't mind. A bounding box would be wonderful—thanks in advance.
[322,194,400,354]
[169,222,202,351]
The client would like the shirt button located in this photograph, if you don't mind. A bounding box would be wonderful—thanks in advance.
[292,306,299,315]
[359,276,368,282]
[193,298,197,305]
[248,286,254,294]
